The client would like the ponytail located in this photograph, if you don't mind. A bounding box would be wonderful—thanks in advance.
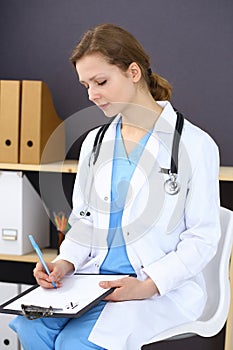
[146,70,172,101]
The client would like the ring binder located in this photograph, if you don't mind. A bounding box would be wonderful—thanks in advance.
[0,80,21,163]
[20,80,65,164]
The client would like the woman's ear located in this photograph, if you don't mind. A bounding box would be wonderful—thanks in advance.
[128,62,142,83]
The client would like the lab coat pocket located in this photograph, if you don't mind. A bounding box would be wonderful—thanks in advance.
[167,279,206,320]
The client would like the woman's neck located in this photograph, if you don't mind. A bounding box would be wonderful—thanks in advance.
[121,95,163,132]
[119,97,163,155]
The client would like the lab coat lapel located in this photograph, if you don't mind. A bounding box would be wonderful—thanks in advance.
[93,116,120,187]
[91,117,118,232]
[127,101,177,200]
[122,103,178,231]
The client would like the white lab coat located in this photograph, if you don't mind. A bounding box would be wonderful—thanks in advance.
[57,101,221,349]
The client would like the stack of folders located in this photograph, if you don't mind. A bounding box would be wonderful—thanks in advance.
[0,80,65,164]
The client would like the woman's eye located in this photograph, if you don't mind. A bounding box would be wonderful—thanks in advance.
[98,80,107,86]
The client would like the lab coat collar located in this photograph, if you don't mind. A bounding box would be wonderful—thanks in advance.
[95,101,177,174]
[105,101,177,136]
[153,101,177,134]
[98,101,176,176]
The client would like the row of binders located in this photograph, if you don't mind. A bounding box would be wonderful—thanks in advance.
[0,80,65,164]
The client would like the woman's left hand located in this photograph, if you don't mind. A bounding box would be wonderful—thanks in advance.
[99,276,158,301]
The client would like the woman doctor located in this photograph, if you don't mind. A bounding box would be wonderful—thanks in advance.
[10,23,221,350]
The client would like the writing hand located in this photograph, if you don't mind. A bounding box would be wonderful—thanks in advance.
[33,260,74,289]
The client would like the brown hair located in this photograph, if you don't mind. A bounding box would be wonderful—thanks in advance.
[70,24,172,101]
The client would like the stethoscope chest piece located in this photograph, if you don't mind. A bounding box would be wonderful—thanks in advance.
[164,173,180,195]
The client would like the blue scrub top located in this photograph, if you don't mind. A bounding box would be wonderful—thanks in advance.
[100,119,152,275]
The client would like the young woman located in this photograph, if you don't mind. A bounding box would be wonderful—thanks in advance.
[10,23,221,350]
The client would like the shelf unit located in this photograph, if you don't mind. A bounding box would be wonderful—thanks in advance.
[0,162,233,263]
[0,160,78,263]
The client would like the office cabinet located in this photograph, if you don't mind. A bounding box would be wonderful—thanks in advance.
[0,282,20,350]
[0,171,49,255]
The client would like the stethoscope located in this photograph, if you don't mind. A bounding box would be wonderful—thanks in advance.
[80,110,184,217]
[160,110,184,195]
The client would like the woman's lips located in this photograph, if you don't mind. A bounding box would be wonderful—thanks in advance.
[98,103,110,110]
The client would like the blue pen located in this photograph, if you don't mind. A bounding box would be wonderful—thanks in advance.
[29,235,57,288]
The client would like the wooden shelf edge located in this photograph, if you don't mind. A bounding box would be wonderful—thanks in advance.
[219,166,233,182]
[0,160,78,173]
[0,248,57,263]
[0,162,232,180]
[0,163,231,266]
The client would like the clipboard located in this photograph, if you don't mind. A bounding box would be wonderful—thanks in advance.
[0,274,128,320]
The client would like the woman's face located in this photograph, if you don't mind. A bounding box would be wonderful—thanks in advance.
[75,53,140,117]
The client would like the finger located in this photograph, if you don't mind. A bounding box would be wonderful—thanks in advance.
[36,278,54,289]
[103,288,121,302]
[35,261,53,274]
[36,277,62,289]
[43,261,53,270]
[49,272,62,284]
[34,263,55,281]
[34,269,49,285]
[99,278,125,289]
[35,261,43,271]
[33,262,45,276]
[46,278,62,288]
[34,269,62,288]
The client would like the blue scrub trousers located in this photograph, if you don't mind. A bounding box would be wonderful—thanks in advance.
[9,301,106,350]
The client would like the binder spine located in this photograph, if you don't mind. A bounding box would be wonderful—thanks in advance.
[20,81,42,164]
[0,80,21,163]
[20,80,65,164]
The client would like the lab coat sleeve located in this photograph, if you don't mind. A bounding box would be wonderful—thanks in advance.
[68,128,99,226]
[55,128,99,270]
[143,132,221,296]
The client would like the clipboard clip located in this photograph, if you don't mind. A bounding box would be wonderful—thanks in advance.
[21,304,62,320]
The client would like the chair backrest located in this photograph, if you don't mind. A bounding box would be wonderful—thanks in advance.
[198,207,233,333]
[144,206,233,344]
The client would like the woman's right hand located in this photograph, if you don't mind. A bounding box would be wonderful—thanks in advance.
[33,259,74,289]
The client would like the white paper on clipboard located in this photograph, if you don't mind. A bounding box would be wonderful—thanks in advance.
[0,274,128,318]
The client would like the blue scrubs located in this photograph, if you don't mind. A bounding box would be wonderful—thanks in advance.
[9,120,151,350]
[100,118,151,275]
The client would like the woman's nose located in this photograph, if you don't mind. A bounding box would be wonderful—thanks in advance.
[88,86,100,102]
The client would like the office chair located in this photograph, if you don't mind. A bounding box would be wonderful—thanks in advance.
[143,206,233,348]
